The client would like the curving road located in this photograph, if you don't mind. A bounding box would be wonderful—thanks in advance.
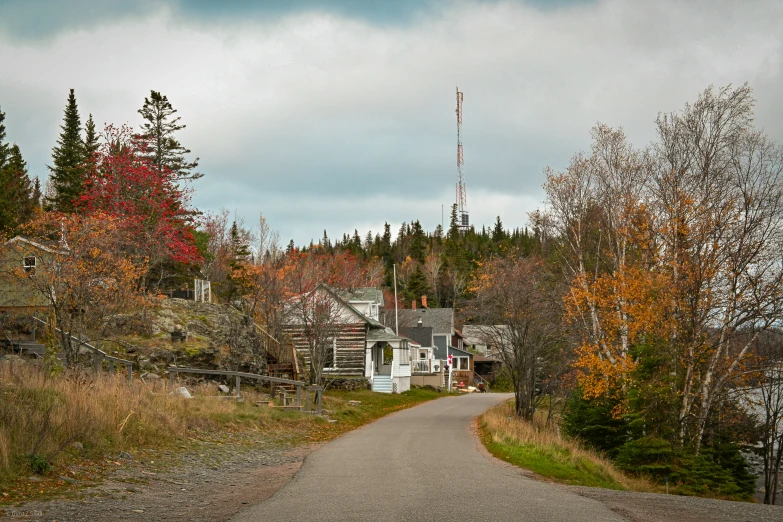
[231,393,628,522]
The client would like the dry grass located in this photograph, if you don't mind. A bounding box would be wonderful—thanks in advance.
[0,361,442,490]
[480,401,656,491]
[0,362,283,482]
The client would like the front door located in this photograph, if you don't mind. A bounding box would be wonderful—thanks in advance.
[374,343,392,375]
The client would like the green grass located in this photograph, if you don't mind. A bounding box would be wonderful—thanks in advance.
[479,402,653,492]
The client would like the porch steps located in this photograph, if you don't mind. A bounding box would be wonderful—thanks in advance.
[372,375,393,394]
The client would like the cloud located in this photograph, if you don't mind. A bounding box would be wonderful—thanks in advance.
[0,0,781,244]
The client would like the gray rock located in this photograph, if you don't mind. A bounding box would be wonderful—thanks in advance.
[217,384,230,394]
[168,386,192,399]
[141,372,161,381]
[58,475,76,484]
[119,451,132,460]
[72,441,84,454]
[28,476,42,482]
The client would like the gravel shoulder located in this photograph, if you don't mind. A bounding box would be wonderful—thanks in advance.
[565,486,782,522]
[0,434,313,522]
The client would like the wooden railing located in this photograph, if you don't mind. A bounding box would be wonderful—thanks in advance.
[32,316,133,380]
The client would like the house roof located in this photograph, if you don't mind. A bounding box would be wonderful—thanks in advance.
[3,235,69,255]
[312,283,388,328]
[367,326,407,343]
[337,287,384,305]
[390,308,454,335]
[399,326,434,348]
[462,324,511,345]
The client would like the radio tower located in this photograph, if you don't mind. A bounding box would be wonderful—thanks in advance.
[455,87,469,231]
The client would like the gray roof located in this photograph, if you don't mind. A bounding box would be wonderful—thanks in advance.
[399,326,434,348]
[367,326,407,343]
[387,308,454,335]
[337,287,384,305]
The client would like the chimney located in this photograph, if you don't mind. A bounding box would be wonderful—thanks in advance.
[421,295,428,308]
[412,299,417,310]
[417,319,423,328]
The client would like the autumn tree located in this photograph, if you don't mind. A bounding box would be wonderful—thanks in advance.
[79,125,201,290]
[1,213,147,366]
[48,89,87,212]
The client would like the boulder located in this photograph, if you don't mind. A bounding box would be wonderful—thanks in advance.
[168,386,192,399]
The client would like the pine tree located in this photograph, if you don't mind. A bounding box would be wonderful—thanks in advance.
[0,144,35,237]
[0,107,8,167]
[84,113,99,157]
[48,89,87,212]
[286,239,295,254]
[138,90,201,181]
[405,264,431,304]
[492,215,506,241]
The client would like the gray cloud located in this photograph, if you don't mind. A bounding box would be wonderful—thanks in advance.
[0,0,781,245]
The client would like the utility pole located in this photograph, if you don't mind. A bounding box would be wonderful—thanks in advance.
[393,264,399,336]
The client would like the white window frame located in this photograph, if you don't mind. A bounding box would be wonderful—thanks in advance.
[452,356,469,370]
[324,338,338,370]
[23,255,37,275]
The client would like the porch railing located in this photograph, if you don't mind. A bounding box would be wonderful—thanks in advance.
[412,360,433,373]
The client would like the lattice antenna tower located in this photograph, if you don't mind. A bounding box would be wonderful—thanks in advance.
[456,87,469,231]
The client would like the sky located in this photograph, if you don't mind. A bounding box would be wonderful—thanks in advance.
[0,0,781,246]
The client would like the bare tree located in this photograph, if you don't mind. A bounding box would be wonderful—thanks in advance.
[468,255,563,419]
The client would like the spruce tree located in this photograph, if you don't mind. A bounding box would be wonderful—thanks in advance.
[138,90,201,181]
[84,113,99,157]
[48,89,87,212]
[0,107,8,167]
[492,215,506,241]
[0,144,35,237]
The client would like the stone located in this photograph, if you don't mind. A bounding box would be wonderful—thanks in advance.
[217,384,230,394]
[119,451,132,460]
[72,441,84,454]
[58,475,76,484]
[28,476,42,482]
[347,400,362,406]
[168,386,192,399]
[141,372,161,381]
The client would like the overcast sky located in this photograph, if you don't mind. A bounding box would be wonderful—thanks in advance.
[1,0,781,245]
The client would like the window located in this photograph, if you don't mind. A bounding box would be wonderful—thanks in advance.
[452,356,469,370]
[324,338,337,369]
[23,256,37,275]
[419,351,427,359]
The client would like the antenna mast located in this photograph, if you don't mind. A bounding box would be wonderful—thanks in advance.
[456,87,469,231]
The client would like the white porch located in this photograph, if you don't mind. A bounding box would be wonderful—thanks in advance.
[365,331,411,394]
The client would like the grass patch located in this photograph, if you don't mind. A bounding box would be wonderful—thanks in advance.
[0,362,441,503]
[479,401,654,491]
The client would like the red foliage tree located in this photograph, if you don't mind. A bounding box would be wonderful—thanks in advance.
[78,125,201,286]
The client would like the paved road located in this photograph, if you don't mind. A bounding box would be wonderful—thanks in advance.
[231,393,628,522]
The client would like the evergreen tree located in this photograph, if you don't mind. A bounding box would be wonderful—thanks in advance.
[286,239,295,254]
[84,113,99,158]
[0,107,8,167]
[405,264,431,304]
[138,90,201,181]
[31,177,42,209]
[48,89,87,212]
[492,215,506,241]
[0,144,35,237]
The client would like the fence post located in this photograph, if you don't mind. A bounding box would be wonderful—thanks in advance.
[169,370,175,388]
[316,387,323,411]
[108,360,115,374]
[296,384,302,408]
[235,374,241,397]
[126,363,133,381]
[93,353,100,373]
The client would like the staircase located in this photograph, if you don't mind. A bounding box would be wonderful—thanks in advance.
[372,375,393,393]
[11,339,46,358]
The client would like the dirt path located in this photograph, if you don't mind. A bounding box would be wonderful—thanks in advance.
[0,435,314,522]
